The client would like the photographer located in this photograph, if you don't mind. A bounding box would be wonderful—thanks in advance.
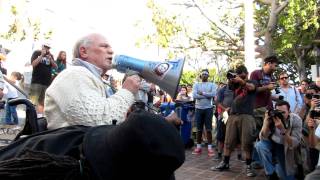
[305,109,320,180]
[250,55,279,130]
[256,100,302,180]
[30,43,57,114]
[212,65,257,177]
[298,84,320,173]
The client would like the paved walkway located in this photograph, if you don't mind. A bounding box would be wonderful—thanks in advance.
[175,149,266,180]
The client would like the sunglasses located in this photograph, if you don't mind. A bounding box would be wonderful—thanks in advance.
[280,77,289,80]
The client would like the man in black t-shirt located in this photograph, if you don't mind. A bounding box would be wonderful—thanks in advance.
[211,65,257,177]
[29,43,57,114]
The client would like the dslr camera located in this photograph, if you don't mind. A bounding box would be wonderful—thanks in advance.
[273,83,281,94]
[267,109,286,133]
[226,72,237,80]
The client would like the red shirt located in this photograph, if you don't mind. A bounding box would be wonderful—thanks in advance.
[249,69,274,109]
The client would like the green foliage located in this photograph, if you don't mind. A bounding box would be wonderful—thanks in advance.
[180,68,228,85]
[0,2,53,42]
[138,0,244,70]
[255,0,319,80]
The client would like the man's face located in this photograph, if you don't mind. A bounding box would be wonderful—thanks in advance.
[316,77,320,87]
[264,62,277,74]
[201,71,209,81]
[238,72,247,80]
[81,34,114,72]
[300,81,308,91]
[275,105,289,121]
[42,45,50,54]
[279,74,289,86]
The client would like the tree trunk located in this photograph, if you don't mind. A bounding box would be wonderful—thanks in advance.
[258,0,289,58]
[297,55,307,81]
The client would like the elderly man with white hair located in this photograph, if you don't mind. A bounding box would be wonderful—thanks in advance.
[44,33,141,129]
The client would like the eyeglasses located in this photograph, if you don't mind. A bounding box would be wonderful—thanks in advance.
[280,77,289,80]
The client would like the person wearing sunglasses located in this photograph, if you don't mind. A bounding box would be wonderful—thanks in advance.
[256,100,302,180]
[298,84,320,174]
[273,72,303,114]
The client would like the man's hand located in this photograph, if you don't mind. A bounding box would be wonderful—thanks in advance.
[265,83,275,91]
[311,98,320,110]
[307,117,316,129]
[41,47,47,56]
[165,112,183,126]
[263,111,270,126]
[122,75,141,94]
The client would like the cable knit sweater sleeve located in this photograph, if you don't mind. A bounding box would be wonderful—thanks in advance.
[44,66,135,129]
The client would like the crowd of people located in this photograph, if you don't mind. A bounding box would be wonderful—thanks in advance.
[0,32,320,180]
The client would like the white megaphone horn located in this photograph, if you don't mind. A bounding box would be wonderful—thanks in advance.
[112,55,185,98]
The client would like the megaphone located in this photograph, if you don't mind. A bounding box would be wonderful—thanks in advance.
[112,55,185,98]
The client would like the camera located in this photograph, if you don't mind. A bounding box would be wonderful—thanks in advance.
[226,72,237,80]
[268,109,286,133]
[273,83,281,94]
[310,110,320,119]
[313,94,320,99]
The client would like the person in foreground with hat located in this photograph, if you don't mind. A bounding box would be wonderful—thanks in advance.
[30,43,57,115]
[0,110,185,180]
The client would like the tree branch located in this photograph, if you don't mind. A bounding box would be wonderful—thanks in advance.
[190,0,237,45]
[255,0,272,5]
[275,0,289,15]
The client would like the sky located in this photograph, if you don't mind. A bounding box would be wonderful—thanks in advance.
[0,0,167,78]
[0,0,247,79]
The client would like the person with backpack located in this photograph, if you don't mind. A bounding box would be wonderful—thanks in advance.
[273,72,303,114]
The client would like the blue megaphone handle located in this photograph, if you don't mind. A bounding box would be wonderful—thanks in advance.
[113,55,145,73]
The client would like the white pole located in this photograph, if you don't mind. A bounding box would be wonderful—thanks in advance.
[244,0,256,74]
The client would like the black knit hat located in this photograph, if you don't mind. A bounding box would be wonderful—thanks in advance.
[82,110,185,180]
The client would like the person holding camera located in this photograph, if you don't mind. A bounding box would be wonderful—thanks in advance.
[30,43,57,115]
[212,65,257,177]
[255,100,302,180]
[298,85,320,174]
[213,70,235,161]
[305,108,320,180]
[250,55,279,129]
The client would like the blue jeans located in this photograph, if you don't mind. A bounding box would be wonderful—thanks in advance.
[255,140,295,180]
[5,104,18,125]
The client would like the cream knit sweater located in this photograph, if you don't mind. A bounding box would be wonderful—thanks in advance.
[44,66,135,129]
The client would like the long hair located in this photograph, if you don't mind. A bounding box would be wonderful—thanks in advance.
[0,149,92,180]
[56,51,67,64]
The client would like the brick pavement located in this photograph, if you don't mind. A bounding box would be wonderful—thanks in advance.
[175,149,266,180]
